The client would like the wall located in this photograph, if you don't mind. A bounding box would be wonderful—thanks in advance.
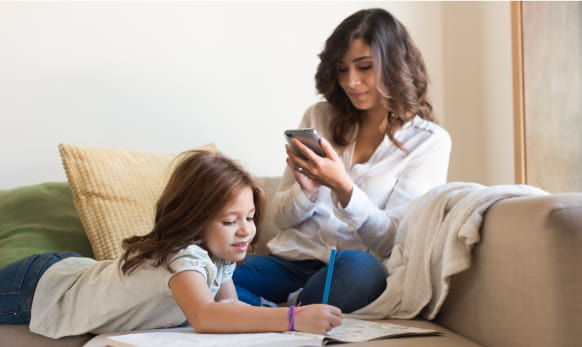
[0,1,513,190]
[442,1,514,185]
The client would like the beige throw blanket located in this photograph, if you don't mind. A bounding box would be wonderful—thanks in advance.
[349,182,548,320]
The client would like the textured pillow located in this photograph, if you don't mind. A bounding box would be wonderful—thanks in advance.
[0,182,94,268]
[59,143,217,260]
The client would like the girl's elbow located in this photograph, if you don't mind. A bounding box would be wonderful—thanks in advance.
[186,311,213,333]
[189,318,215,333]
[192,324,213,334]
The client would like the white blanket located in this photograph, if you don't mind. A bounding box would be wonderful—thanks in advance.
[348,182,548,320]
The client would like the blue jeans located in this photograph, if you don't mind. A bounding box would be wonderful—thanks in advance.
[233,250,388,313]
[0,252,81,324]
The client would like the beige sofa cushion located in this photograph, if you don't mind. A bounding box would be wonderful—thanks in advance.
[251,176,281,256]
[59,143,216,260]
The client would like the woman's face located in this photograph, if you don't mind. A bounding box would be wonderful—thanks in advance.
[203,186,256,262]
[337,39,384,114]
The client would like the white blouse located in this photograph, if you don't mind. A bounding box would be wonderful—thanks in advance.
[267,102,452,262]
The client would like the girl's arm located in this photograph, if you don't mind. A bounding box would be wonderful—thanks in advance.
[169,270,342,335]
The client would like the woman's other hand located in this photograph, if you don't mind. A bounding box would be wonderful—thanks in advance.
[294,304,342,335]
[286,137,353,207]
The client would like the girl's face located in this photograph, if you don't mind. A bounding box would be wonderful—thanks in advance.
[204,186,256,262]
[337,38,384,114]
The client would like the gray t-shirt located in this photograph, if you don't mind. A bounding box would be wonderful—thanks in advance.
[30,245,235,338]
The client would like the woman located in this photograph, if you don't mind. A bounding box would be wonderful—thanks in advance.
[234,8,451,313]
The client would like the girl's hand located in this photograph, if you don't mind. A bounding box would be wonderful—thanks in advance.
[286,137,354,206]
[293,304,342,335]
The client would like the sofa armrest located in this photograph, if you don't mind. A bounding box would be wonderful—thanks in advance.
[436,193,582,347]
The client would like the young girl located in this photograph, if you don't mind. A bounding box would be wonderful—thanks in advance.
[234,8,452,312]
[0,150,342,338]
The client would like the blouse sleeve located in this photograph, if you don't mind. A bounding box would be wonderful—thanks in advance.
[168,245,216,284]
[271,105,322,229]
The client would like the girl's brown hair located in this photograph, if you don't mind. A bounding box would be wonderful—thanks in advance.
[315,8,434,150]
[121,150,265,274]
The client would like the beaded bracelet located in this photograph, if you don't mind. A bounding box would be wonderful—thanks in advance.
[287,304,304,331]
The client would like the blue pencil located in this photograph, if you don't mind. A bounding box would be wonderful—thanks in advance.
[322,247,337,304]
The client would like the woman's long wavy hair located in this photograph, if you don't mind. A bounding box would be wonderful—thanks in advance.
[121,150,265,275]
[315,8,434,150]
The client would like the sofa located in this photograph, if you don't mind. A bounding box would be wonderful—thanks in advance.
[1,148,581,347]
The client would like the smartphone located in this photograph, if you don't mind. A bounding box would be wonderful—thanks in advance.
[284,128,326,159]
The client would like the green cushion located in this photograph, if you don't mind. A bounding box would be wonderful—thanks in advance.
[0,182,94,268]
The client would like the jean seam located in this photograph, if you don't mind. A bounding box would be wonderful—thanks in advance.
[0,311,29,323]
[0,255,38,294]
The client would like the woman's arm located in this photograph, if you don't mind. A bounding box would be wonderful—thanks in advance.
[270,172,318,229]
[287,137,353,206]
[271,103,351,229]
[169,270,342,335]
[272,138,352,229]
[271,107,323,229]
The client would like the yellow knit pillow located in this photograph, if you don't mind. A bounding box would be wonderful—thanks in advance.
[59,143,217,260]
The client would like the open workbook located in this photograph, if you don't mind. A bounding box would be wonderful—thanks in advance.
[103,319,439,347]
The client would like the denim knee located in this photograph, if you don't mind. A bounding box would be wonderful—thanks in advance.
[300,250,388,313]
[234,254,324,305]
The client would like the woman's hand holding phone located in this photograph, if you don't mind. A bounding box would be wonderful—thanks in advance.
[286,140,321,197]
[285,135,354,207]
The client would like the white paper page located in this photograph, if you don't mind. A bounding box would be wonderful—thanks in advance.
[325,318,436,342]
[106,331,322,347]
